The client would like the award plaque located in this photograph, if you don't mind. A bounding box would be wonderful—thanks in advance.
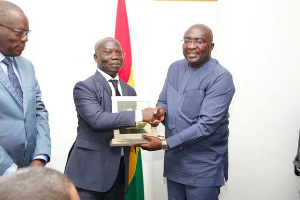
[110,96,157,146]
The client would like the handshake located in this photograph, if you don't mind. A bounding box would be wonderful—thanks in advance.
[135,106,167,151]
[141,106,165,127]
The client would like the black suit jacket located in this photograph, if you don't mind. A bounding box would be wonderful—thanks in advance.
[65,70,136,192]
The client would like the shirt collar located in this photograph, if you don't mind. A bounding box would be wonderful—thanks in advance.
[0,52,13,63]
[97,68,120,82]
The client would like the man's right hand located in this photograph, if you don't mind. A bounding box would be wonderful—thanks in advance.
[142,107,165,127]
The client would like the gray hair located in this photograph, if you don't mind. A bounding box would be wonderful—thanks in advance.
[94,37,120,53]
[0,167,73,200]
[0,1,24,23]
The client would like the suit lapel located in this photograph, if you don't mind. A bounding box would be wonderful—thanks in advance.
[95,71,112,96]
[120,80,129,96]
[94,70,132,96]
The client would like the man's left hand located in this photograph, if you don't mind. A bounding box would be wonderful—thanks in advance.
[135,134,162,151]
[29,159,46,167]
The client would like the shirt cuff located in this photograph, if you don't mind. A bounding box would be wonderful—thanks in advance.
[2,163,18,175]
[135,110,143,122]
[34,154,48,164]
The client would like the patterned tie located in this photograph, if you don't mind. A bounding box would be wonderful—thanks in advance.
[2,57,23,106]
[109,79,121,96]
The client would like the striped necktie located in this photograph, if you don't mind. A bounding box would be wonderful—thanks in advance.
[2,57,23,106]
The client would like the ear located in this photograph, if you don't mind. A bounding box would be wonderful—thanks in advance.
[210,42,215,51]
[93,53,98,62]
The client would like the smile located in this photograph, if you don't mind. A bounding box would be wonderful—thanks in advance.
[187,52,199,57]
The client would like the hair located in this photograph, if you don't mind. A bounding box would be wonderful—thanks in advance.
[94,37,120,53]
[0,0,24,23]
[0,167,73,200]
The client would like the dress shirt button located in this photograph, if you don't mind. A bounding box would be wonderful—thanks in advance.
[24,118,26,123]
[20,143,25,148]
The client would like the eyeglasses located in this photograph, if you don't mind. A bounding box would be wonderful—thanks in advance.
[0,23,31,37]
[100,51,126,58]
[182,39,207,46]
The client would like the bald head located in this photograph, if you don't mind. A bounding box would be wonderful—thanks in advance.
[0,1,29,56]
[184,24,213,42]
[94,37,124,78]
[0,0,24,23]
[94,37,121,53]
[182,23,214,68]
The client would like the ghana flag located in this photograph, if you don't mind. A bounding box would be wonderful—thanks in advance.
[115,0,145,199]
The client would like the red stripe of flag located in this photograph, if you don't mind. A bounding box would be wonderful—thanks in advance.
[115,0,132,83]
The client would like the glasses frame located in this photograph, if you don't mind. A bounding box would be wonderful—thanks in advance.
[182,39,207,46]
[99,51,126,58]
[0,23,31,37]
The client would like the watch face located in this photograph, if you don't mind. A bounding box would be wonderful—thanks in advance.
[162,139,168,150]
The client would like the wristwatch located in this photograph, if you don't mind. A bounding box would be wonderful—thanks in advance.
[161,139,169,150]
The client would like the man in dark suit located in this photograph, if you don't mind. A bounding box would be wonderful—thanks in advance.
[65,37,158,200]
[0,1,51,175]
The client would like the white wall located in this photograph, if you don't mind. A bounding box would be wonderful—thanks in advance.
[217,0,300,199]
[8,0,300,199]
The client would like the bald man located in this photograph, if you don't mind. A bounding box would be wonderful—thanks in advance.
[65,38,159,200]
[136,24,235,200]
[0,0,51,176]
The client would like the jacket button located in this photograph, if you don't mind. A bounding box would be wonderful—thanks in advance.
[20,143,25,148]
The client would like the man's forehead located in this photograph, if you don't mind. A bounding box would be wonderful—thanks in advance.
[184,27,211,39]
[99,40,120,49]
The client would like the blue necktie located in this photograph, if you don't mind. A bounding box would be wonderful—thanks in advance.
[2,57,23,106]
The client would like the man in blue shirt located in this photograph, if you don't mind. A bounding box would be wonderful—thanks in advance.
[137,24,235,200]
[0,1,50,175]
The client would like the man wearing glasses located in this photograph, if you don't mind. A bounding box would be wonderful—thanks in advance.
[65,37,159,200]
[136,24,235,200]
[0,1,51,176]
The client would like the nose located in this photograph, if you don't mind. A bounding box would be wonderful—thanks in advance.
[187,41,197,48]
[110,53,119,59]
[111,53,118,58]
[20,34,29,42]
[110,53,124,60]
